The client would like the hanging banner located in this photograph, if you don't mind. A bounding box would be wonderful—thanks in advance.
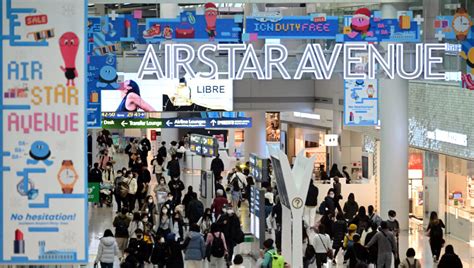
[339,9,421,42]
[244,14,339,40]
[344,79,378,126]
[144,6,242,43]
[1,0,87,264]
[265,112,281,142]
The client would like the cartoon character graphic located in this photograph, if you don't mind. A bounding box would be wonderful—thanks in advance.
[347,8,373,39]
[96,65,119,89]
[59,32,79,86]
[460,39,474,90]
[204,2,218,41]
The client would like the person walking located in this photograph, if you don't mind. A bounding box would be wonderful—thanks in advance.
[260,239,278,268]
[151,155,166,181]
[329,164,343,178]
[438,245,463,268]
[128,212,144,240]
[333,176,343,214]
[186,193,204,225]
[399,248,421,268]
[210,154,225,182]
[332,212,347,265]
[136,165,151,209]
[158,141,167,159]
[198,208,214,236]
[343,193,359,221]
[217,206,243,266]
[113,208,131,255]
[365,221,397,268]
[163,233,184,268]
[182,186,198,209]
[206,223,228,268]
[312,224,332,268]
[305,179,319,227]
[229,166,246,210]
[342,166,351,184]
[167,154,181,179]
[113,170,125,213]
[211,189,229,219]
[426,211,445,262]
[183,224,206,268]
[351,206,370,234]
[94,229,119,268]
[168,176,185,204]
[125,172,138,211]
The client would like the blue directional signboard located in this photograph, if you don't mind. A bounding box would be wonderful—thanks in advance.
[207,118,252,128]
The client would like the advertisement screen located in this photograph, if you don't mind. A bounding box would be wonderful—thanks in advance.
[101,75,233,113]
[265,112,281,142]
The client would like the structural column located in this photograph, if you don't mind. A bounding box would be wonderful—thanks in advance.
[332,110,342,166]
[159,4,180,144]
[244,111,267,158]
[379,4,409,230]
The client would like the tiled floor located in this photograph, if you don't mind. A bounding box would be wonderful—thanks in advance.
[87,153,474,267]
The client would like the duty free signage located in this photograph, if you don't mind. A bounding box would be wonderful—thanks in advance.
[101,117,252,129]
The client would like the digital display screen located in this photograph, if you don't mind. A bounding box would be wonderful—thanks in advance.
[190,134,218,157]
[249,153,269,182]
[271,157,290,209]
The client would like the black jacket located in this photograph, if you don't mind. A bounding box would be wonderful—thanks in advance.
[438,253,463,268]
[128,238,149,263]
[324,196,336,215]
[272,202,282,226]
[121,254,139,268]
[164,240,184,267]
[305,183,319,206]
[348,243,369,268]
[89,168,102,183]
[186,199,204,224]
[217,214,241,245]
[167,159,181,178]
[168,179,185,198]
[158,146,167,158]
[210,158,225,174]
[140,138,151,152]
[137,170,151,193]
[332,220,347,248]
[364,230,378,264]
[182,191,198,208]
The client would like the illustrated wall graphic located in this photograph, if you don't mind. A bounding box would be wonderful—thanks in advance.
[344,79,379,126]
[1,0,87,264]
[59,32,79,86]
[204,2,218,40]
[348,8,373,39]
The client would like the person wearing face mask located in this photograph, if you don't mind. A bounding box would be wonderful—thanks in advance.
[168,176,185,204]
[172,211,185,241]
[151,154,166,181]
[217,206,244,266]
[163,193,176,216]
[211,189,229,219]
[157,206,172,237]
[164,232,185,268]
[126,172,138,211]
[167,154,181,179]
[182,186,198,209]
[140,214,154,262]
[128,212,144,240]
[150,235,167,268]
[198,208,214,236]
[141,195,158,226]
[127,229,148,268]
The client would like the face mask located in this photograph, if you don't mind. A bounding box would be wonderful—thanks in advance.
[160,181,165,184]
[168,197,173,201]
[162,209,168,214]
[159,238,165,243]
[227,209,234,215]
[148,199,153,203]
[143,218,148,223]
[329,193,335,198]
[389,216,395,221]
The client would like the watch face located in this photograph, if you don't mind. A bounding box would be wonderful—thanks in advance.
[60,168,76,184]
[453,15,471,33]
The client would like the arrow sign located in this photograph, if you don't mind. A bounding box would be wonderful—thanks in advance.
[210,119,217,126]
[121,121,127,127]
[166,120,173,127]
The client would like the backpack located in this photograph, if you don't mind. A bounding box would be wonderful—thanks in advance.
[118,180,130,198]
[210,232,225,258]
[232,175,241,191]
[115,217,129,237]
[234,228,245,244]
[345,235,354,249]
[176,151,183,159]
[406,258,418,268]
[318,200,327,215]
[268,250,285,268]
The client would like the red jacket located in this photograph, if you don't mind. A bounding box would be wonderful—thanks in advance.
[211,197,229,218]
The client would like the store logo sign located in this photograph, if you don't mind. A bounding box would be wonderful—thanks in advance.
[426,129,467,146]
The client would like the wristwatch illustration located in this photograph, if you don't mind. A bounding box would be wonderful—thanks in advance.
[452,7,472,41]
[57,160,79,193]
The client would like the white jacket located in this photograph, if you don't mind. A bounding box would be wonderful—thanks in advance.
[95,237,119,264]
[128,178,138,195]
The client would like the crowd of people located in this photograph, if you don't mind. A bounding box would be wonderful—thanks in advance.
[89,130,464,268]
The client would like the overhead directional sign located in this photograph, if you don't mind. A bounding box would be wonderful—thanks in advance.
[102,118,163,129]
[101,117,253,129]
[207,118,252,128]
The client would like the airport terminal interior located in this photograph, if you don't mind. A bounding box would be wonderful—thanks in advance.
[2,0,474,267]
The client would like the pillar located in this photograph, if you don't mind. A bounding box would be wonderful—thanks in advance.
[159,4,180,144]
[423,0,440,43]
[244,112,267,158]
[332,110,342,166]
[379,4,409,230]
[227,129,236,157]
